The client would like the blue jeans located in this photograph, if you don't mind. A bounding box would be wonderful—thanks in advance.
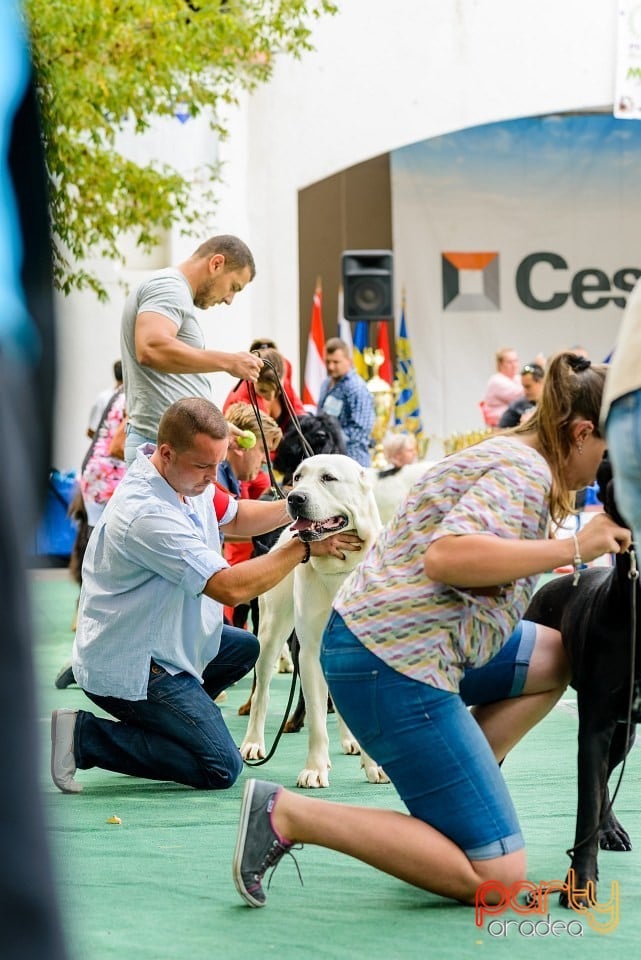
[321,612,527,860]
[124,424,155,466]
[75,626,259,789]
[605,390,641,545]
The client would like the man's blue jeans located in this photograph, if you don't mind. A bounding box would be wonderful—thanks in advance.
[75,626,259,789]
[606,389,641,546]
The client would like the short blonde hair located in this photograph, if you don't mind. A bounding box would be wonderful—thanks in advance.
[495,347,516,370]
[382,433,415,462]
[225,402,282,449]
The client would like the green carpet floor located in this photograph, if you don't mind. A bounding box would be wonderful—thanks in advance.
[32,569,641,960]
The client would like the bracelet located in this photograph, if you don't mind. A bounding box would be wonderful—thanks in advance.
[300,539,311,564]
[571,533,582,586]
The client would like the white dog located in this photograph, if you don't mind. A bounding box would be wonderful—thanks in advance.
[369,460,436,526]
[240,454,388,788]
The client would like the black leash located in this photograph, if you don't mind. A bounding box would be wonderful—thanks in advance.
[565,544,639,860]
[242,637,301,767]
[240,354,313,766]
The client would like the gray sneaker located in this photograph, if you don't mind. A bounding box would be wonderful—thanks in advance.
[51,709,82,793]
[232,779,301,907]
[54,661,76,689]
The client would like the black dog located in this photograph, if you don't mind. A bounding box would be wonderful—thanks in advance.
[273,412,347,486]
[524,456,639,907]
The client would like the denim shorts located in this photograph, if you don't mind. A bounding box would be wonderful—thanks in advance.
[320,612,533,860]
[459,619,536,706]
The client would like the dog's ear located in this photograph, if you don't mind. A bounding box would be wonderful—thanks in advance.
[597,451,631,528]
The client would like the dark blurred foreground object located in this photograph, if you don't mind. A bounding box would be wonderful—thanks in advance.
[0,4,68,957]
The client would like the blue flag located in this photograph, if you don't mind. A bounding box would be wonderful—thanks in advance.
[394,305,424,439]
[352,320,369,379]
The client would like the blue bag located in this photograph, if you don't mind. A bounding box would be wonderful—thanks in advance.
[33,470,78,558]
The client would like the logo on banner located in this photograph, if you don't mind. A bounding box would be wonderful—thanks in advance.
[442,250,641,312]
[442,252,500,311]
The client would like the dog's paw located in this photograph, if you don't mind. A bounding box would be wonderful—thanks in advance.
[599,812,632,851]
[362,760,390,784]
[239,740,266,761]
[277,653,294,674]
[559,871,597,910]
[297,767,330,788]
[284,716,305,733]
[340,735,361,755]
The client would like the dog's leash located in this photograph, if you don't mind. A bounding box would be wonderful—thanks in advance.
[565,544,639,860]
[238,356,315,767]
[240,354,315,498]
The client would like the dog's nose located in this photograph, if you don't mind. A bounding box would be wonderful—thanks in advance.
[287,491,308,509]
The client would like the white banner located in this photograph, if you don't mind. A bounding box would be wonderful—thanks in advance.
[390,114,641,443]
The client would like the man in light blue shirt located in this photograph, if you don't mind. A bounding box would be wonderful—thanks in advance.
[318,338,375,467]
[51,398,361,794]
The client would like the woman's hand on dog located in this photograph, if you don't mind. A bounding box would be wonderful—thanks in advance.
[576,512,632,563]
[311,533,364,561]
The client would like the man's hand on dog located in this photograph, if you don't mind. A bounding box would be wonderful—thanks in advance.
[310,533,364,561]
[576,512,632,562]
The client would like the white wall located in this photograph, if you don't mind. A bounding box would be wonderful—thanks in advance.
[54,0,618,470]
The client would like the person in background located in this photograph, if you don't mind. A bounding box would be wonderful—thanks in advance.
[317,337,375,467]
[249,338,293,376]
[498,362,545,429]
[86,359,123,439]
[232,353,630,911]
[224,347,305,436]
[373,432,423,526]
[480,346,524,427]
[218,402,282,630]
[80,387,127,529]
[66,383,127,643]
[569,345,590,360]
[380,432,418,472]
[120,234,263,464]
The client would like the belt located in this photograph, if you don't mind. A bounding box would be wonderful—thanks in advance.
[454,584,511,598]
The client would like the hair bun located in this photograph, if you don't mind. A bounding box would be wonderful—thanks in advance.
[567,354,591,373]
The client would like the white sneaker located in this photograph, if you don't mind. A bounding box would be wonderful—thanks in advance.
[51,709,82,793]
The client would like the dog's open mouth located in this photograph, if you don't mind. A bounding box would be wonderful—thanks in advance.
[289,515,348,541]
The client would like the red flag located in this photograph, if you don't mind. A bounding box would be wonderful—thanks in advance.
[303,281,326,409]
[376,321,393,384]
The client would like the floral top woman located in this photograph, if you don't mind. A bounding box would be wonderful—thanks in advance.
[80,387,127,527]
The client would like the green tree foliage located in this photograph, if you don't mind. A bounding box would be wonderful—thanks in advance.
[24,0,337,298]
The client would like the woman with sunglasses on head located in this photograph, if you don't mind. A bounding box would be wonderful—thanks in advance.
[232,351,631,910]
[498,362,545,429]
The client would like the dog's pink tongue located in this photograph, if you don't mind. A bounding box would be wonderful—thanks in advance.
[290,518,313,532]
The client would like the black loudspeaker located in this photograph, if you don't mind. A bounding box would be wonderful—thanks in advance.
[341,249,394,321]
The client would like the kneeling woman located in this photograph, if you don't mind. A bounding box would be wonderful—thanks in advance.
[233,352,631,908]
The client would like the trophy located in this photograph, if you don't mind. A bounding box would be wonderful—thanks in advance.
[364,347,394,468]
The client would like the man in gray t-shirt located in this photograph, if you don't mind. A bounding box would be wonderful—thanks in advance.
[121,234,263,463]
